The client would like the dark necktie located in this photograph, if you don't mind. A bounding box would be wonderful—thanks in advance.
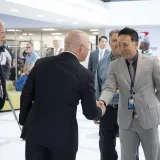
[128,60,135,85]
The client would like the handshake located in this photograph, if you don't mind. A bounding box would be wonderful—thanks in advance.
[94,101,106,124]
[97,100,106,117]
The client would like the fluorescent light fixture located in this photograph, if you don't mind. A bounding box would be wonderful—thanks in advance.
[72,22,78,25]
[93,32,98,35]
[28,33,34,36]
[22,33,34,36]
[10,9,19,12]
[37,14,44,17]
[56,19,63,22]
[90,29,99,32]
[7,29,22,32]
[41,28,55,31]
[51,33,62,35]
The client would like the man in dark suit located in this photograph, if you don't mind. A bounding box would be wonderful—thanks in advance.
[88,36,110,75]
[46,36,63,57]
[0,20,7,110]
[19,30,106,160]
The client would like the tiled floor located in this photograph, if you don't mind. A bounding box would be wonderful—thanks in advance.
[0,105,157,160]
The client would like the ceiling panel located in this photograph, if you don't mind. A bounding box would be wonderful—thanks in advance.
[0,14,67,29]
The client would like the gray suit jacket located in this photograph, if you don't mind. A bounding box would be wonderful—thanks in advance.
[100,53,160,130]
[88,49,110,75]
[46,48,63,57]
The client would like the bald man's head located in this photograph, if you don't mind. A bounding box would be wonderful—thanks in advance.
[64,30,90,62]
[0,20,6,46]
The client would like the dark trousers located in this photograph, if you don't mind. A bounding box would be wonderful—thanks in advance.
[1,65,10,80]
[99,106,119,160]
[25,140,77,160]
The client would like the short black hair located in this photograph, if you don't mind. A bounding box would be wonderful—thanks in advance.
[119,27,139,42]
[109,29,120,38]
[99,36,108,42]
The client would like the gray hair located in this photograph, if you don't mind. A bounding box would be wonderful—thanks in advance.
[141,38,150,46]
[109,29,120,39]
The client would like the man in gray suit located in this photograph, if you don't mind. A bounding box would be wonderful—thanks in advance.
[46,36,63,57]
[88,36,109,75]
[98,27,160,160]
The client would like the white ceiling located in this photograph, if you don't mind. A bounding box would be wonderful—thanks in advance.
[0,0,160,30]
[0,0,109,29]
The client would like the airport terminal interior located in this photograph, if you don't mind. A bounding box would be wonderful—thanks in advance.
[0,0,160,159]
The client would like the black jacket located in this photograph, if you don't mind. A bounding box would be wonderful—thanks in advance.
[19,52,101,151]
[0,46,6,110]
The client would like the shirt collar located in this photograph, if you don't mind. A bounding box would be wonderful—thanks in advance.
[126,51,138,64]
[99,48,106,53]
[143,49,149,54]
[64,51,78,60]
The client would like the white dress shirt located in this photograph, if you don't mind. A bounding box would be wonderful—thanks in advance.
[99,49,106,61]
[0,49,12,65]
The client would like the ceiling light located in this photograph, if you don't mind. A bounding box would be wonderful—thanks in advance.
[22,33,34,36]
[28,33,34,36]
[93,32,98,35]
[10,9,19,12]
[56,19,63,22]
[37,14,44,17]
[90,29,99,32]
[51,33,62,35]
[41,28,55,31]
[72,22,78,25]
[7,29,22,32]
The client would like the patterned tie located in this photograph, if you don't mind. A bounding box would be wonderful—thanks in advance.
[128,60,135,85]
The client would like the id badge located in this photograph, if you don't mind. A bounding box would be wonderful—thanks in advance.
[114,90,119,98]
[128,97,135,109]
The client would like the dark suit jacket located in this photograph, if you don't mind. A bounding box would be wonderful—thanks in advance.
[19,52,102,152]
[88,49,110,76]
[46,48,63,57]
[0,46,6,110]
[0,64,6,110]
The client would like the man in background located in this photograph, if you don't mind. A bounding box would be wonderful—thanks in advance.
[22,43,40,76]
[95,29,121,160]
[88,36,110,76]
[139,39,154,56]
[46,36,63,57]
[16,43,39,91]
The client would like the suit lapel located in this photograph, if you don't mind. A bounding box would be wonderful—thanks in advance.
[119,58,131,86]
[134,53,145,90]
[95,49,99,63]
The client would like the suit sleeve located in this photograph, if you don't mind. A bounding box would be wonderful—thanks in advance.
[99,62,118,106]
[94,63,101,100]
[88,52,92,72]
[81,73,102,120]
[153,57,160,101]
[19,60,40,125]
